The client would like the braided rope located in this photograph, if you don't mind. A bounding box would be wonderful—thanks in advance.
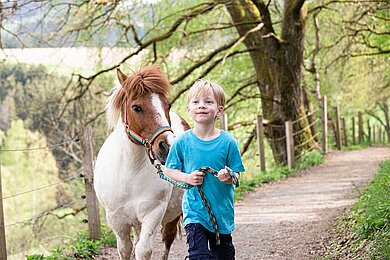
[154,164,239,245]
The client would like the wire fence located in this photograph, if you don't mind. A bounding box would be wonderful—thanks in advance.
[0,135,92,259]
[222,97,388,171]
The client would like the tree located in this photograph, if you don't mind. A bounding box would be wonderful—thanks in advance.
[1,0,388,165]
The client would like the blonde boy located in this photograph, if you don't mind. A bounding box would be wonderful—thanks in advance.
[164,79,245,259]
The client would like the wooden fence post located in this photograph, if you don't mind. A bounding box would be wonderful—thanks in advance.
[358,112,364,143]
[352,117,356,145]
[335,106,342,150]
[81,126,101,240]
[219,112,228,132]
[379,127,382,143]
[373,125,376,143]
[321,96,328,153]
[256,115,266,172]
[367,120,371,143]
[0,160,7,260]
[342,118,348,147]
[285,121,294,169]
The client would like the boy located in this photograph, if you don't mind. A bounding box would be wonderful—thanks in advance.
[164,79,245,259]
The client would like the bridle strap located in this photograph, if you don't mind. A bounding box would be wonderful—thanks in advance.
[125,125,173,148]
[123,100,173,163]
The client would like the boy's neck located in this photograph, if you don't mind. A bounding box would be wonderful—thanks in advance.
[193,124,221,141]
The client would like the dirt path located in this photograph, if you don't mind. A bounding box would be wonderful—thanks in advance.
[95,146,390,260]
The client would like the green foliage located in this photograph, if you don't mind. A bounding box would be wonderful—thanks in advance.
[352,161,390,239]
[25,226,116,259]
[325,160,390,259]
[293,151,324,170]
[342,142,371,151]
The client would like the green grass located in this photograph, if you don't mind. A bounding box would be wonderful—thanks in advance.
[235,150,324,201]
[26,226,116,260]
[341,141,371,151]
[324,160,390,259]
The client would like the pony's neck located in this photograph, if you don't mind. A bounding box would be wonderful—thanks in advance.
[115,117,149,169]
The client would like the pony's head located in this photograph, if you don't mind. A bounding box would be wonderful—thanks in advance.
[106,65,174,164]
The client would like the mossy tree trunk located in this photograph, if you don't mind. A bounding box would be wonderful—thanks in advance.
[226,0,318,165]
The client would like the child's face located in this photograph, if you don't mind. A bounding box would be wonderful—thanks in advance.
[187,93,223,125]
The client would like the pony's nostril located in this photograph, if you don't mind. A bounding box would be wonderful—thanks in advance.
[158,140,169,153]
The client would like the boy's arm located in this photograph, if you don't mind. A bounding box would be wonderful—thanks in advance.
[163,167,205,186]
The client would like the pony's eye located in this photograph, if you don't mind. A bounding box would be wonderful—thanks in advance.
[132,105,142,112]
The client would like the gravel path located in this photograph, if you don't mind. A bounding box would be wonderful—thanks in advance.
[95,146,390,260]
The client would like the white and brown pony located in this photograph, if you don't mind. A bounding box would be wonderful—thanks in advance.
[94,66,189,259]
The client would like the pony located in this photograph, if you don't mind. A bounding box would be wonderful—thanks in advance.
[94,66,190,259]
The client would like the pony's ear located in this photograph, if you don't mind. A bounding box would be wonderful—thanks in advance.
[117,68,128,86]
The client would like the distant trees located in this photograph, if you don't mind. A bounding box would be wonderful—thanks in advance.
[1,0,389,165]
[0,63,109,177]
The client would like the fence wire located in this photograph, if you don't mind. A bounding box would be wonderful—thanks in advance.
[5,197,85,228]
[0,138,80,152]
[292,118,320,137]
[2,169,83,200]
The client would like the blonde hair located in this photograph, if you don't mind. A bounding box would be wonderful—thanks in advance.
[187,79,225,107]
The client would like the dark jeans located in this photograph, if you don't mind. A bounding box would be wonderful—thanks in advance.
[184,223,235,260]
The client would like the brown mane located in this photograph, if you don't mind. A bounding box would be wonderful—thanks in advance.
[123,65,170,99]
[106,65,171,128]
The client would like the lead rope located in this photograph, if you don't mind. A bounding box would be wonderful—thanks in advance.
[154,164,239,245]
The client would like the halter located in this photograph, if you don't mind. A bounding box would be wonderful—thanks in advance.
[125,125,173,149]
[123,100,173,163]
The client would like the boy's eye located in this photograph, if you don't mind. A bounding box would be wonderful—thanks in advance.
[192,100,199,104]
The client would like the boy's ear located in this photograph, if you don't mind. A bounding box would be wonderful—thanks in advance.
[219,106,224,112]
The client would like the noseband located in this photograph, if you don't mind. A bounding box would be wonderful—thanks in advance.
[125,125,173,149]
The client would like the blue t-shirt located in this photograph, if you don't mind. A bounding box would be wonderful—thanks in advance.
[166,129,245,234]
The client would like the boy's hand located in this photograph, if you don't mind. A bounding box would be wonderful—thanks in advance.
[186,170,205,186]
[217,166,233,184]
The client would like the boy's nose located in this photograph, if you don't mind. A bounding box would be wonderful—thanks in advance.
[198,102,206,108]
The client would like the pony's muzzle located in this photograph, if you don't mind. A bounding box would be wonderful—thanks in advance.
[155,140,170,165]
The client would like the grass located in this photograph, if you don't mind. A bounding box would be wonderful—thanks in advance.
[26,226,116,260]
[234,150,324,201]
[324,160,390,259]
[341,141,371,151]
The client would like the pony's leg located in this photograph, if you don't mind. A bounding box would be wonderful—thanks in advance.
[132,222,141,256]
[114,225,133,260]
[108,216,133,260]
[161,215,181,260]
[135,208,166,260]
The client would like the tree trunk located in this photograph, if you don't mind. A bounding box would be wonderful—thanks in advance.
[380,100,390,143]
[226,0,317,165]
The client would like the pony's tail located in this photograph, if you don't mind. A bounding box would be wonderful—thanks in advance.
[105,85,126,130]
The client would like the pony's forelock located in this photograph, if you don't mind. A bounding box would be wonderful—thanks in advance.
[105,65,171,129]
[122,65,171,100]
